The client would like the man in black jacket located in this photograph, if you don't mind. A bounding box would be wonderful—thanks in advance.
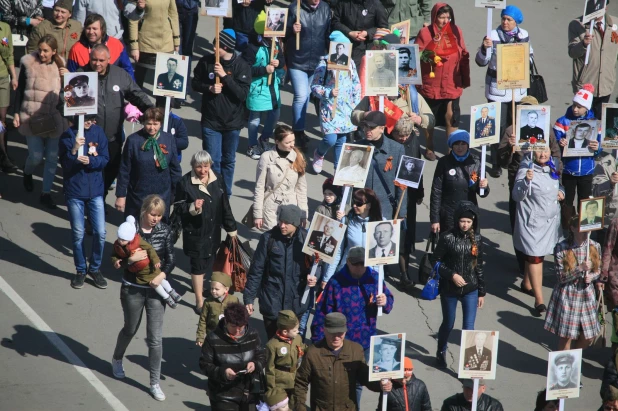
[378,357,431,411]
[243,204,317,339]
[192,29,251,197]
[86,44,153,198]
[441,379,504,411]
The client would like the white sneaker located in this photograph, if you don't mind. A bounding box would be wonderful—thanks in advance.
[112,357,125,379]
[150,384,166,401]
[247,145,261,160]
[312,149,324,174]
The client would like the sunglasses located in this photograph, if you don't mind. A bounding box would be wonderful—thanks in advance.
[353,200,367,207]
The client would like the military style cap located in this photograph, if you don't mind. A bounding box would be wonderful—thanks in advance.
[324,312,347,333]
[380,337,399,347]
[277,310,299,330]
[211,271,232,288]
[69,75,89,87]
[554,353,575,366]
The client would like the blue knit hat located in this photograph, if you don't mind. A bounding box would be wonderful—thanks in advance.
[329,30,349,44]
[502,5,523,24]
[447,130,470,148]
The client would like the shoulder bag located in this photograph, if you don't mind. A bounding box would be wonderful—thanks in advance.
[30,113,57,136]
[527,57,548,104]
[417,232,439,285]
[420,262,440,301]
[241,166,290,227]
[592,291,607,349]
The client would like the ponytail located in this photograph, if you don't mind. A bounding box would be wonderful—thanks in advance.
[37,34,64,69]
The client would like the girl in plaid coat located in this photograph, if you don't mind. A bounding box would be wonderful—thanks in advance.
[545,215,603,351]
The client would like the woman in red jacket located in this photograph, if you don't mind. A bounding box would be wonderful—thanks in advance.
[415,3,469,161]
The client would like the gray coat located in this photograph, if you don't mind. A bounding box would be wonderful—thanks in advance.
[512,162,563,257]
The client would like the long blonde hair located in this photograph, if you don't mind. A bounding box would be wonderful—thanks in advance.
[563,215,600,272]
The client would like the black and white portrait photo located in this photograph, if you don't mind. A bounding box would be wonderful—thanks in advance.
[63,72,98,116]
[563,120,598,157]
[264,8,288,37]
[368,333,406,381]
[458,330,499,380]
[205,0,231,17]
[302,212,347,264]
[333,144,374,187]
[365,220,401,266]
[515,105,551,151]
[365,50,399,97]
[601,103,618,149]
[546,349,582,400]
[153,53,190,99]
[579,196,605,232]
[584,0,607,23]
[395,155,425,189]
[388,44,421,85]
[327,42,351,71]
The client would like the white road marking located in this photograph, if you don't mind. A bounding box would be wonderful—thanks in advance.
[0,276,129,411]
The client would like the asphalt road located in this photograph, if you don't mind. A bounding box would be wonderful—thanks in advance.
[1,1,617,410]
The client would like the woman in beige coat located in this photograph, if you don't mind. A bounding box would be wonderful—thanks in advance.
[253,124,308,231]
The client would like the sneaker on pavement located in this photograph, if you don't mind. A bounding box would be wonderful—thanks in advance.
[165,296,178,309]
[168,289,183,303]
[312,150,324,174]
[112,357,125,379]
[88,270,108,289]
[150,384,166,401]
[247,145,261,160]
[71,273,86,289]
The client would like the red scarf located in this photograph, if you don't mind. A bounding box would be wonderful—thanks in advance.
[426,22,458,57]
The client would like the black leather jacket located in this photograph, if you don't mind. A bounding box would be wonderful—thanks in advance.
[430,152,489,232]
[431,202,485,297]
[441,393,504,411]
[377,376,432,411]
[284,0,331,72]
[138,222,175,275]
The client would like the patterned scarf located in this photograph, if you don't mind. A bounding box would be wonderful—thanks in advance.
[426,22,459,57]
[141,131,168,170]
[496,26,521,44]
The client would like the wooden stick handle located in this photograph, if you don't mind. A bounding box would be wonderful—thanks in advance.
[268,38,276,86]
[332,71,339,119]
[296,0,301,49]
[394,187,406,218]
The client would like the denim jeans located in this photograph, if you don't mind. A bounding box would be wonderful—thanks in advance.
[356,347,371,405]
[437,289,479,353]
[113,285,166,386]
[317,133,347,170]
[248,108,280,147]
[177,7,198,58]
[201,127,241,197]
[66,196,106,273]
[24,136,59,193]
[288,68,315,131]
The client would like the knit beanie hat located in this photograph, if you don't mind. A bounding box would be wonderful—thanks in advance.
[573,84,595,110]
[215,29,236,52]
[329,30,349,44]
[322,178,341,197]
[447,129,470,148]
[502,5,523,24]
[404,357,413,369]
[117,216,137,241]
[266,389,289,409]
[254,11,266,35]
[211,271,232,288]
[54,0,73,13]
[278,204,303,227]
[277,310,299,330]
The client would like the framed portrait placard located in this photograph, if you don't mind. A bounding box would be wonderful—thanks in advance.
[579,196,605,232]
[583,0,607,24]
[369,333,406,381]
[395,155,425,189]
[458,330,499,380]
[365,220,401,266]
[333,144,374,187]
[469,102,501,148]
[302,212,347,264]
[496,42,530,91]
[546,349,582,400]
[205,0,232,17]
[475,0,507,8]
[365,50,399,97]
[327,42,352,71]
[264,7,288,37]
[63,72,98,116]
[515,105,551,152]
[601,103,618,149]
[390,20,410,44]
[562,120,598,157]
[388,44,421,85]
[152,52,190,99]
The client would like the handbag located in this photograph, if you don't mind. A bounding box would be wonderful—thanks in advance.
[417,232,439,285]
[527,57,548,104]
[592,291,607,349]
[213,235,249,292]
[241,167,290,227]
[420,262,440,301]
[29,113,57,136]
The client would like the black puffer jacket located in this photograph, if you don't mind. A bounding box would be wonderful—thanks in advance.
[174,171,237,259]
[139,222,175,275]
[441,393,504,411]
[199,320,267,406]
[377,375,432,411]
[224,0,265,35]
[430,152,489,232]
[243,226,311,320]
[331,0,389,67]
[284,0,331,72]
[431,201,485,297]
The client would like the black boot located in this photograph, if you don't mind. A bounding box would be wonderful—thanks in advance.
[294,130,308,150]
[23,174,34,192]
[436,351,447,368]
[0,154,17,173]
[40,193,57,209]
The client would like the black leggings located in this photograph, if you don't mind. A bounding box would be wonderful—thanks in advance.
[562,173,593,209]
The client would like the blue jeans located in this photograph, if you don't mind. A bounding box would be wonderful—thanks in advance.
[437,289,479,353]
[317,133,347,170]
[248,108,280,147]
[288,68,315,131]
[177,7,198,58]
[201,127,240,197]
[67,196,106,273]
[24,136,59,193]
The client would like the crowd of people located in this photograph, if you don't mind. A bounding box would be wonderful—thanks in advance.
[5,0,618,409]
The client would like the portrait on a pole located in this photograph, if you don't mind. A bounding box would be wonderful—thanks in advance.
[153,52,190,100]
[369,334,405,381]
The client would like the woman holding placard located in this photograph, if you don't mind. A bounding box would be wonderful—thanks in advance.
[544,215,602,351]
[475,4,532,178]
[415,3,469,161]
[512,146,563,315]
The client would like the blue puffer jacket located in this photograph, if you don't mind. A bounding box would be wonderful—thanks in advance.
[242,39,285,112]
[284,0,331,72]
[553,106,601,176]
[58,124,109,200]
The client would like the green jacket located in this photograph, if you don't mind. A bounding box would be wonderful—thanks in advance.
[265,334,306,405]
[195,294,240,342]
[111,237,160,285]
[387,0,431,38]
[0,22,14,78]
[26,19,82,61]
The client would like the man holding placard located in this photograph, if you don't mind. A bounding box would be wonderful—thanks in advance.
[441,379,504,411]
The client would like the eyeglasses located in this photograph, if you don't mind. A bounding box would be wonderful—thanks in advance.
[353,200,367,207]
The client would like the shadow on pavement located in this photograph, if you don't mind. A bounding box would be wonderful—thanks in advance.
[183,400,212,410]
